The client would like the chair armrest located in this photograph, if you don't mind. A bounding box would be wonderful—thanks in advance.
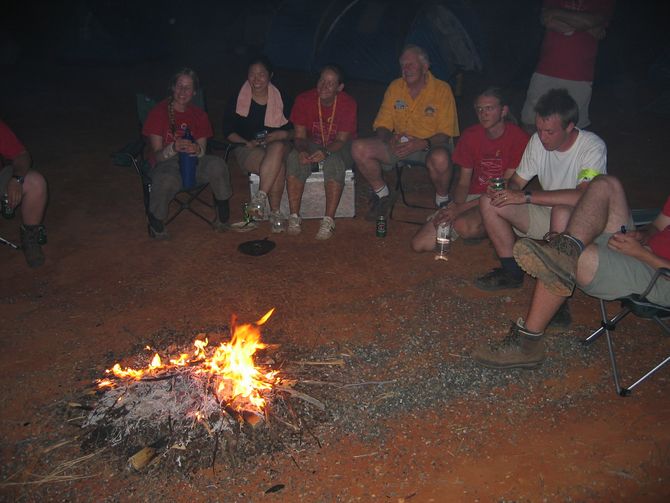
[640,267,670,300]
[111,138,145,167]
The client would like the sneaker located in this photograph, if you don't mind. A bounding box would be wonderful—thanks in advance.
[547,301,571,330]
[474,268,523,291]
[365,190,397,222]
[248,190,268,220]
[287,213,302,236]
[269,210,286,233]
[513,235,581,297]
[20,225,45,268]
[147,213,169,240]
[472,318,546,369]
[315,216,335,240]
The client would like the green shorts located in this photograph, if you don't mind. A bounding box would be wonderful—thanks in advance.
[581,233,670,306]
[287,141,353,184]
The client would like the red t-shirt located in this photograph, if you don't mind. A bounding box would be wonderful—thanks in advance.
[648,196,670,261]
[536,0,615,81]
[452,123,529,194]
[0,120,27,161]
[290,89,357,146]
[143,99,213,164]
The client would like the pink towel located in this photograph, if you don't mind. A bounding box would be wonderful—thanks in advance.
[235,81,288,128]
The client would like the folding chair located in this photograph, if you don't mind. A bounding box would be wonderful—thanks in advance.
[112,92,237,233]
[583,267,670,396]
[390,139,455,220]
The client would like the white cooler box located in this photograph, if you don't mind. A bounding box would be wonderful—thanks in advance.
[249,170,355,219]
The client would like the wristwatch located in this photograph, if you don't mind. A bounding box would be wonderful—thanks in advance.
[11,175,25,184]
[524,190,532,204]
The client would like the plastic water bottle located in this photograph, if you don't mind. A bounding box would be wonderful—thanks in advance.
[178,127,198,189]
[435,222,451,261]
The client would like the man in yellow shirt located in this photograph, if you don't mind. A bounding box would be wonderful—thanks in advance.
[351,44,459,221]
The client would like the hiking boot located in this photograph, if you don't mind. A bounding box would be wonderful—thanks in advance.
[287,213,302,235]
[315,216,335,240]
[547,301,572,330]
[248,190,268,220]
[513,235,581,297]
[365,190,397,221]
[147,213,169,240]
[474,268,523,291]
[20,224,45,268]
[472,318,546,369]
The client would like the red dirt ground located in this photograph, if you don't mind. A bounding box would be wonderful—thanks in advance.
[1,57,669,502]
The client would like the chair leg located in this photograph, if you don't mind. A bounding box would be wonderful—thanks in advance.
[165,185,215,227]
[584,299,631,396]
[585,300,670,396]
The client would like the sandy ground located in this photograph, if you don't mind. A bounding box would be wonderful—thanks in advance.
[1,55,669,502]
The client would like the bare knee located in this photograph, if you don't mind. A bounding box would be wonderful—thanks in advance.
[351,139,371,164]
[426,148,451,174]
[576,245,599,287]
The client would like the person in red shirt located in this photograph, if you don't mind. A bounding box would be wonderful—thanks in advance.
[411,87,528,252]
[473,175,670,370]
[286,65,357,240]
[0,120,48,267]
[142,68,232,239]
[521,0,615,131]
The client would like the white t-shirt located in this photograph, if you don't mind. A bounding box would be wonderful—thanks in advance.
[516,129,607,190]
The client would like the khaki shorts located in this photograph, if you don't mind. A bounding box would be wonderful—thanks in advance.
[513,204,552,240]
[380,138,454,172]
[582,233,670,306]
[521,73,593,129]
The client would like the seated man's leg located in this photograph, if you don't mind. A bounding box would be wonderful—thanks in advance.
[514,176,630,296]
[351,137,395,220]
[2,166,48,267]
[472,280,563,369]
[475,194,535,291]
[148,158,181,238]
[425,146,452,207]
[197,155,232,228]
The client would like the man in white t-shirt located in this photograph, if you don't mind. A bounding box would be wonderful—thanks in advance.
[474,88,607,292]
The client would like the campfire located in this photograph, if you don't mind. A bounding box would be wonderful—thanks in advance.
[82,309,327,471]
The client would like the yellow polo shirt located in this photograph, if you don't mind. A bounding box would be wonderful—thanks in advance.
[373,71,459,139]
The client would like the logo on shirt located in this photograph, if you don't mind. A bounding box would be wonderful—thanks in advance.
[424,105,436,117]
[394,100,407,110]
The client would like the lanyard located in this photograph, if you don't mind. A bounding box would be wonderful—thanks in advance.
[317,95,337,147]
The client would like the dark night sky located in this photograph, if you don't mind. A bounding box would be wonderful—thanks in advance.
[1,0,669,88]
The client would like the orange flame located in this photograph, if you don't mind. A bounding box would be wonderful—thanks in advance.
[97,309,279,412]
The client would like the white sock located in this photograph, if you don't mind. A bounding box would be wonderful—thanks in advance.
[435,193,451,207]
[375,185,390,198]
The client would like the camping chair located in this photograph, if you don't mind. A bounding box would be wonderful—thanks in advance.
[583,267,670,396]
[112,92,237,233]
[390,139,455,221]
[0,234,20,250]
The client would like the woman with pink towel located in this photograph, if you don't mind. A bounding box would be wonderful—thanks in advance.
[223,56,293,229]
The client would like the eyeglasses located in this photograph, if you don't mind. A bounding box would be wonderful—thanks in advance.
[175,85,194,92]
[474,105,499,113]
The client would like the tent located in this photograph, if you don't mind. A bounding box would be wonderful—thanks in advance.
[264,0,484,84]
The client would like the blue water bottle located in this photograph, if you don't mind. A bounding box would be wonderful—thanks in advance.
[179,127,198,189]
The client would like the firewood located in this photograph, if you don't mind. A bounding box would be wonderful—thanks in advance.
[128,447,156,471]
